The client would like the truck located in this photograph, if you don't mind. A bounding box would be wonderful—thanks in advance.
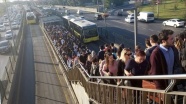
[137,12,154,22]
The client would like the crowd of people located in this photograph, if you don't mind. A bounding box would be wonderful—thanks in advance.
[44,24,186,91]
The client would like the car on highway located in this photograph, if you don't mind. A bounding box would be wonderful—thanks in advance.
[94,14,103,20]
[11,22,19,30]
[117,11,124,16]
[162,19,185,28]
[0,24,6,32]
[77,10,83,14]
[128,13,134,17]
[5,30,13,40]
[3,21,9,26]
[0,40,11,54]
[137,12,154,22]
[125,16,134,23]
[102,13,109,18]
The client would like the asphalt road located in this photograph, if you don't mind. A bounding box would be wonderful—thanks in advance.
[8,23,35,104]
[66,8,185,50]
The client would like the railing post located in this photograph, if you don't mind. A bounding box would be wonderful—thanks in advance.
[5,67,11,83]
[127,89,133,104]
[116,87,121,104]
[0,80,8,100]
[142,91,147,104]
[9,57,14,74]
[164,94,171,104]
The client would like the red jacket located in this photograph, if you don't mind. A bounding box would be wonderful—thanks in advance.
[149,46,182,89]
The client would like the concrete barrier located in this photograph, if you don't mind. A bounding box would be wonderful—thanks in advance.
[55,5,97,13]
[71,82,89,104]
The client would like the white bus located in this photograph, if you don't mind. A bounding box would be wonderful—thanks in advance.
[62,15,76,30]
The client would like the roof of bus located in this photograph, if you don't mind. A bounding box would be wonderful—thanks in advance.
[41,16,62,23]
[70,17,84,22]
[63,15,76,20]
[72,19,96,28]
[26,12,35,16]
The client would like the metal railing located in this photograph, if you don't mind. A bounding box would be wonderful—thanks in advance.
[41,23,186,104]
[0,11,26,103]
[68,64,186,104]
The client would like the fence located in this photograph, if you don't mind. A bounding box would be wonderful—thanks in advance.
[0,11,26,103]
[41,22,186,104]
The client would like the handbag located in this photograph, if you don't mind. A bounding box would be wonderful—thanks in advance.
[142,80,156,89]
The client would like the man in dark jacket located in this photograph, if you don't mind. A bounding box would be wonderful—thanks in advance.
[97,45,105,61]
[149,29,182,90]
[146,34,159,62]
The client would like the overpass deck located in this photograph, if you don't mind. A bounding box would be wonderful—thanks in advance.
[7,24,74,104]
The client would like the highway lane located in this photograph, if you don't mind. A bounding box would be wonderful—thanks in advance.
[81,11,184,49]
[59,8,185,50]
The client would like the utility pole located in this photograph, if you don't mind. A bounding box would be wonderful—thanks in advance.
[97,0,99,12]
[134,8,138,48]
[157,0,159,18]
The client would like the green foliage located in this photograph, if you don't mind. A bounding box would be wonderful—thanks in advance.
[183,11,186,19]
[139,0,186,19]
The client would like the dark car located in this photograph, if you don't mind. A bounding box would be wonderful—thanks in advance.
[94,14,103,20]
[0,40,11,54]
[117,11,124,16]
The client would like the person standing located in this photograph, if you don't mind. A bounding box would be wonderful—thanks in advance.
[149,29,183,90]
[124,50,148,87]
[146,34,159,62]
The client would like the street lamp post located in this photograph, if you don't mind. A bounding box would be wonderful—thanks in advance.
[157,0,159,18]
[97,0,99,12]
[134,8,138,48]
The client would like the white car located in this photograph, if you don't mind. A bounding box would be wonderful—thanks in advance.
[125,17,134,23]
[5,30,13,40]
[163,19,185,28]
[128,13,134,17]
[3,21,9,26]
[77,10,83,14]
[0,25,6,32]
[11,22,19,29]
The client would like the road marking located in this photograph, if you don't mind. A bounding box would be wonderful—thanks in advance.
[42,29,70,104]
[149,29,154,31]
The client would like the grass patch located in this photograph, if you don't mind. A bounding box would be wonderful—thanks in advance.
[139,0,186,20]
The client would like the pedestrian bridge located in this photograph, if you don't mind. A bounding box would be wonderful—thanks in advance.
[43,27,186,104]
[0,11,186,104]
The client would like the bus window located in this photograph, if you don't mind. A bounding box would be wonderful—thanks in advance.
[27,16,35,20]
[83,28,98,38]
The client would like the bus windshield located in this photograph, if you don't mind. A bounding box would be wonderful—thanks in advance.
[83,28,98,38]
[27,16,35,20]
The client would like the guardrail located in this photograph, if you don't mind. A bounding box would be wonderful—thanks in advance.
[40,24,186,104]
[55,5,98,13]
[0,11,26,103]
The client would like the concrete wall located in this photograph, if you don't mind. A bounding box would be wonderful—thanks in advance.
[55,5,97,13]
[71,82,89,104]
